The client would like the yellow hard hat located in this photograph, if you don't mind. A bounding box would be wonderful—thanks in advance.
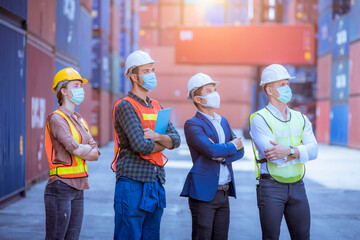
[52,68,88,92]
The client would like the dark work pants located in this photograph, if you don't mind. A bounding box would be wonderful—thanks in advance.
[44,180,84,240]
[188,190,230,240]
[257,178,310,240]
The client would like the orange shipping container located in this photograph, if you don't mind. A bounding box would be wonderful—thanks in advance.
[99,89,112,146]
[139,4,158,28]
[27,0,56,46]
[183,5,205,26]
[315,100,330,144]
[110,6,121,52]
[78,82,93,132]
[25,42,55,186]
[176,25,316,65]
[348,96,360,149]
[140,28,159,47]
[350,40,360,95]
[159,5,181,29]
[316,54,332,100]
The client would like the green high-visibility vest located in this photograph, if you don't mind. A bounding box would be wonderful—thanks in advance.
[249,107,305,183]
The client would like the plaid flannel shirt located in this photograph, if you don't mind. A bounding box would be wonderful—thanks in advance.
[114,91,181,183]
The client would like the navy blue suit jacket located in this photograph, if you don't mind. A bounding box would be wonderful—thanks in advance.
[180,112,244,202]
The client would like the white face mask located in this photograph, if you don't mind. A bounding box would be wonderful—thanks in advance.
[197,91,220,108]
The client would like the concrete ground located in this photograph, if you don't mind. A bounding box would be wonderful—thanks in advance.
[0,129,360,240]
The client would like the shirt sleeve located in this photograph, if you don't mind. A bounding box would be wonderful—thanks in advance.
[49,114,80,155]
[249,114,287,166]
[296,114,318,163]
[164,120,181,149]
[115,100,155,155]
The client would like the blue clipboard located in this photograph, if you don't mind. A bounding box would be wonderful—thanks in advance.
[154,108,172,134]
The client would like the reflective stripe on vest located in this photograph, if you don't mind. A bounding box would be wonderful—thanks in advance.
[111,96,168,172]
[249,108,305,183]
[45,109,89,178]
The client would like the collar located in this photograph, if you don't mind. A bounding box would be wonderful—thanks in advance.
[128,91,152,107]
[197,110,221,121]
[266,103,290,121]
[58,106,81,118]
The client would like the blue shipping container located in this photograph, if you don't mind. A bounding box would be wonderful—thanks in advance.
[318,0,332,14]
[92,34,110,90]
[228,0,248,4]
[318,8,332,56]
[350,0,360,42]
[141,0,158,3]
[331,59,349,102]
[79,6,92,80]
[332,14,350,60]
[228,5,249,25]
[0,24,26,201]
[120,31,132,59]
[132,13,140,43]
[119,66,126,94]
[330,104,349,146]
[0,0,27,19]
[55,0,80,60]
[92,0,110,36]
[205,5,225,25]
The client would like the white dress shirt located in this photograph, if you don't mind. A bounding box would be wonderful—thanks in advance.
[249,103,318,174]
[198,111,231,185]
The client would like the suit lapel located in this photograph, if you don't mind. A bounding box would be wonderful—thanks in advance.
[195,111,219,143]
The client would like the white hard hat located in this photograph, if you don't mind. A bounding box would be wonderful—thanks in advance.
[125,50,157,78]
[260,64,295,87]
[187,73,219,100]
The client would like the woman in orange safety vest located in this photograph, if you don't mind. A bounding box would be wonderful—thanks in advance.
[44,68,100,240]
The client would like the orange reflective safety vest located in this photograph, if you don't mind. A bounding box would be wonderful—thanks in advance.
[45,109,89,179]
[111,96,168,172]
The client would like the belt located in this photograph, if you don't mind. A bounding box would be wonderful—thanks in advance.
[217,183,229,191]
[259,174,274,180]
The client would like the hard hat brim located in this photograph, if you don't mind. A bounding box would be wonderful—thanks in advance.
[52,78,88,92]
[187,81,220,100]
[260,76,295,87]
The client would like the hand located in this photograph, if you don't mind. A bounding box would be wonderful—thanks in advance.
[212,157,224,162]
[230,137,243,150]
[264,141,290,161]
[144,128,161,142]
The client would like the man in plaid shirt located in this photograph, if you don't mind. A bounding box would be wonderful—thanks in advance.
[112,50,180,240]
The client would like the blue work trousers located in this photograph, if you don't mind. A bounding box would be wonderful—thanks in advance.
[114,177,165,240]
[257,178,310,240]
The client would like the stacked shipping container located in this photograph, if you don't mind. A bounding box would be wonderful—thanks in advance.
[316,0,360,149]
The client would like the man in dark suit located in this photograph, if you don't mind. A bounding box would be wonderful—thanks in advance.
[180,73,245,240]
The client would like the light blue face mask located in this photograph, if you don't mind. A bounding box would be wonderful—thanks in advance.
[69,88,85,105]
[137,72,157,91]
[276,85,292,103]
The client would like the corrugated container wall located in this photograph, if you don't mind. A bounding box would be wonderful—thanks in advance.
[27,0,56,46]
[55,0,80,61]
[92,0,110,36]
[25,43,54,186]
[332,14,350,60]
[330,104,349,146]
[0,24,27,203]
[0,0,27,19]
[110,3,121,53]
[349,0,360,42]
[316,100,330,144]
[81,0,93,12]
[80,6,93,79]
[316,54,332,100]
[348,97,360,149]
[331,59,349,103]
[349,38,360,96]
[110,51,121,94]
[318,8,332,56]
[92,34,110,90]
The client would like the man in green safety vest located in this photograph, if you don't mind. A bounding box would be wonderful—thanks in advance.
[249,64,318,240]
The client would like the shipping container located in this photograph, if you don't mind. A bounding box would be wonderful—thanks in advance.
[99,89,112,146]
[132,13,140,43]
[79,6,93,79]
[183,5,205,26]
[318,8,332,56]
[332,14,350,60]
[92,34,111,90]
[330,104,349,146]
[110,51,121,94]
[348,96,360,149]
[119,66,126,94]
[159,0,181,3]
[316,100,330,144]
[78,81,93,136]
[349,0,360,42]
[27,0,56,46]
[0,0,27,19]
[139,28,158,47]
[176,25,315,65]
[25,42,54,186]
[317,53,332,100]
[349,40,360,96]
[141,0,158,3]
[119,30,132,59]
[160,28,176,46]
[81,0,93,13]
[139,4,158,27]
[159,4,181,29]
[90,89,100,143]
[331,58,349,103]
[110,4,121,52]
[120,0,132,30]
[55,0,80,60]
[92,0,110,36]
[0,24,26,204]
[318,0,332,15]
[228,5,249,25]
[205,5,225,25]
